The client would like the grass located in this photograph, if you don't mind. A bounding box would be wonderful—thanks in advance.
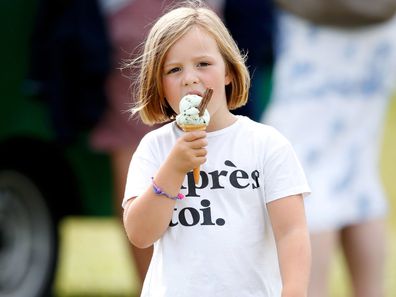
[54,96,396,297]
[381,95,396,297]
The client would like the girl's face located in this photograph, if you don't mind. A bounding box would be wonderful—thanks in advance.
[162,26,232,128]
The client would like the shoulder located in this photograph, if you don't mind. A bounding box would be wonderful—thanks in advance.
[135,121,176,153]
[238,116,291,148]
[140,121,176,143]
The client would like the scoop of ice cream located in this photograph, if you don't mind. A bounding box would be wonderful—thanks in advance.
[175,94,210,126]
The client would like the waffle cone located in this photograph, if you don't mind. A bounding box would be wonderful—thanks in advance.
[179,124,207,132]
[180,124,207,184]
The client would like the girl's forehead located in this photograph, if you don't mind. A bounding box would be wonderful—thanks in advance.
[185,25,213,41]
[166,26,218,55]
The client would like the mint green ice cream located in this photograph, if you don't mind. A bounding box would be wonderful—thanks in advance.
[175,94,210,126]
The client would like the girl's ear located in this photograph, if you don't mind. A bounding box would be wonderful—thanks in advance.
[225,70,232,86]
[224,63,233,85]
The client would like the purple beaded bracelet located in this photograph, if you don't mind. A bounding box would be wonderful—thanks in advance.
[151,177,185,200]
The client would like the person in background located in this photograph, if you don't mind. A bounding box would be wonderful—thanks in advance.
[223,0,275,121]
[262,7,396,297]
[28,0,111,145]
[122,1,311,296]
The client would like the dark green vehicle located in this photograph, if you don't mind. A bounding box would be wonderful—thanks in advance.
[0,1,113,296]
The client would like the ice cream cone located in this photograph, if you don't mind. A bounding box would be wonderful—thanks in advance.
[179,124,207,132]
[180,124,207,184]
[176,89,213,185]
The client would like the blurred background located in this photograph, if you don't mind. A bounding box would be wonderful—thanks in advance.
[0,0,395,297]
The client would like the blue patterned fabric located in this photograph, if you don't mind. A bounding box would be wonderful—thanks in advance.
[262,10,396,232]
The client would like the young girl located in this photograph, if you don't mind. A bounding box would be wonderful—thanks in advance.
[122,1,311,296]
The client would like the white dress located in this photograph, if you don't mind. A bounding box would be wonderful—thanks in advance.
[262,11,396,232]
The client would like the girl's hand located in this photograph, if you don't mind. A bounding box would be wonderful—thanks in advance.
[167,130,208,175]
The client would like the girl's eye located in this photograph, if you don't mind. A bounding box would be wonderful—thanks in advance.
[166,67,181,74]
[197,62,210,68]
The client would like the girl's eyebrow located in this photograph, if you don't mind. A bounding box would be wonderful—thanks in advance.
[163,62,178,68]
[164,55,214,67]
[194,54,213,59]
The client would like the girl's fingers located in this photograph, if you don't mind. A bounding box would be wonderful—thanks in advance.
[172,131,208,171]
[180,131,207,148]
[190,138,208,149]
[194,148,207,157]
[194,156,207,166]
[183,131,206,142]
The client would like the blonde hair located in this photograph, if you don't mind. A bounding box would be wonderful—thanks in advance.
[130,0,250,125]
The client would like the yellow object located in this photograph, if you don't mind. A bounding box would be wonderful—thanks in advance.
[54,216,139,297]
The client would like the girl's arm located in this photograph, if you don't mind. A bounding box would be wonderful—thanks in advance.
[267,194,311,297]
[123,130,207,248]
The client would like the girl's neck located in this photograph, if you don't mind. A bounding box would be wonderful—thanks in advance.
[206,111,238,132]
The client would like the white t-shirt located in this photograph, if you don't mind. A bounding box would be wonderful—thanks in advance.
[123,116,310,297]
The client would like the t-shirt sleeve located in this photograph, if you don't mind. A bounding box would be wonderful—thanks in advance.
[122,135,159,209]
[263,131,311,203]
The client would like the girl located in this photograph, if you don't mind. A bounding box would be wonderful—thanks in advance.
[123,1,311,296]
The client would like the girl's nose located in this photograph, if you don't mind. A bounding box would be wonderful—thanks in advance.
[182,69,199,86]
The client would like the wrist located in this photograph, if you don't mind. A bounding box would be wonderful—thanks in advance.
[152,164,186,199]
[151,177,184,200]
[163,155,190,176]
